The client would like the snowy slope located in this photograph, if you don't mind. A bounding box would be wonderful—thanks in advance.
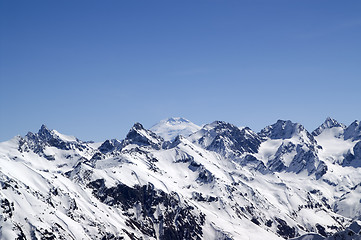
[1,118,361,240]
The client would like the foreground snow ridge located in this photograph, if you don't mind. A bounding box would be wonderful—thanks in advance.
[1,117,361,240]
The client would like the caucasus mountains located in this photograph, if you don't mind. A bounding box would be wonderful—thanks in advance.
[1,117,361,240]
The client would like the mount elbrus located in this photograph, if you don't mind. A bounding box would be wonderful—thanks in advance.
[1,117,361,240]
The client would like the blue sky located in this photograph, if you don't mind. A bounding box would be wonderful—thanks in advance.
[1,0,361,142]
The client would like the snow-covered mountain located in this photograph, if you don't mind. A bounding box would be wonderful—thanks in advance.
[150,117,201,141]
[312,117,346,137]
[255,120,326,177]
[1,118,361,240]
[188,121,262,157]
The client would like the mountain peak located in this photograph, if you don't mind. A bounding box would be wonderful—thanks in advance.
[350,120,360,126]
[344,120,361,141]
[38,124,51,134]
[201,120,235,132]
[37,124,54,141]
[188,120,262,157]
[36,124,78,143]
[150,117,200,141]
[164,117,190,124]
[125,122,164,149]
[20,124,82,153]
[323,117,344,128]
[259,120,303,140]
[98,139,122,154]
[259,120,317,146]
[312,117,345,136]
[40,124,49,131]
[132,122,145,130]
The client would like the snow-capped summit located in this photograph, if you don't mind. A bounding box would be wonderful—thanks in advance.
[259,120,317,146]
[260,120,310,140]
[124,122,164,149]
[19,124,83,153]
[37,124,52,138]
[35,124,78,142]
[313,119,358,166]
[188,120,261,158]
[165,117,190,124]
[150,117,201,141]
[312,117,346,137]
[256,120,325,176]
[344,120,361,141]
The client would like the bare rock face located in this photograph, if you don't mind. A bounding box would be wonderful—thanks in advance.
[344,120,361,141]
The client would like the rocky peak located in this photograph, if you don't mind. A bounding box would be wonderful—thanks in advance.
[98,139,122,154]
[259,120,317,145]
[132,122,144,131]
[37,124,54,141]
[312,117,346,136]
[259,120,326,177]
[23,124,57,146]
[189,121,262,158]
[344,120,361,141]
[124,123,164,149]
[39,124,50,133]
[21,125,85,153]
[259,120,301,139]
[169,135,187,148]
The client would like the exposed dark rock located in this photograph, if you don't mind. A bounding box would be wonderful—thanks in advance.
[260,120,317,146]
[192,192,218,202]
[18,125,87,158]
[1,198,14,219]
[288,145,320,174]
[187,161,214,184]
[265,220,273,227]
[315,162,328,179]
[15,223,27,240]
[316,223,327,237]
[267,142,295,172]
[87,179,205,240]
[98,139,123,154]
[123,123,164,150]
[275,217,296,239]
[344,120,361,141]
[191,121,262,158]
[251,217,261,226]
[343,141,361,167]
[238,155,267,173]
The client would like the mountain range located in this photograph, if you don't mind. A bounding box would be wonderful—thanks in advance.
[1,117,361,240]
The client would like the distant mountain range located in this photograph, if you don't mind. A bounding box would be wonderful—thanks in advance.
[1,117,361,240]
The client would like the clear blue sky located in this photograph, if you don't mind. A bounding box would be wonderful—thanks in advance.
[1,0,361,142]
